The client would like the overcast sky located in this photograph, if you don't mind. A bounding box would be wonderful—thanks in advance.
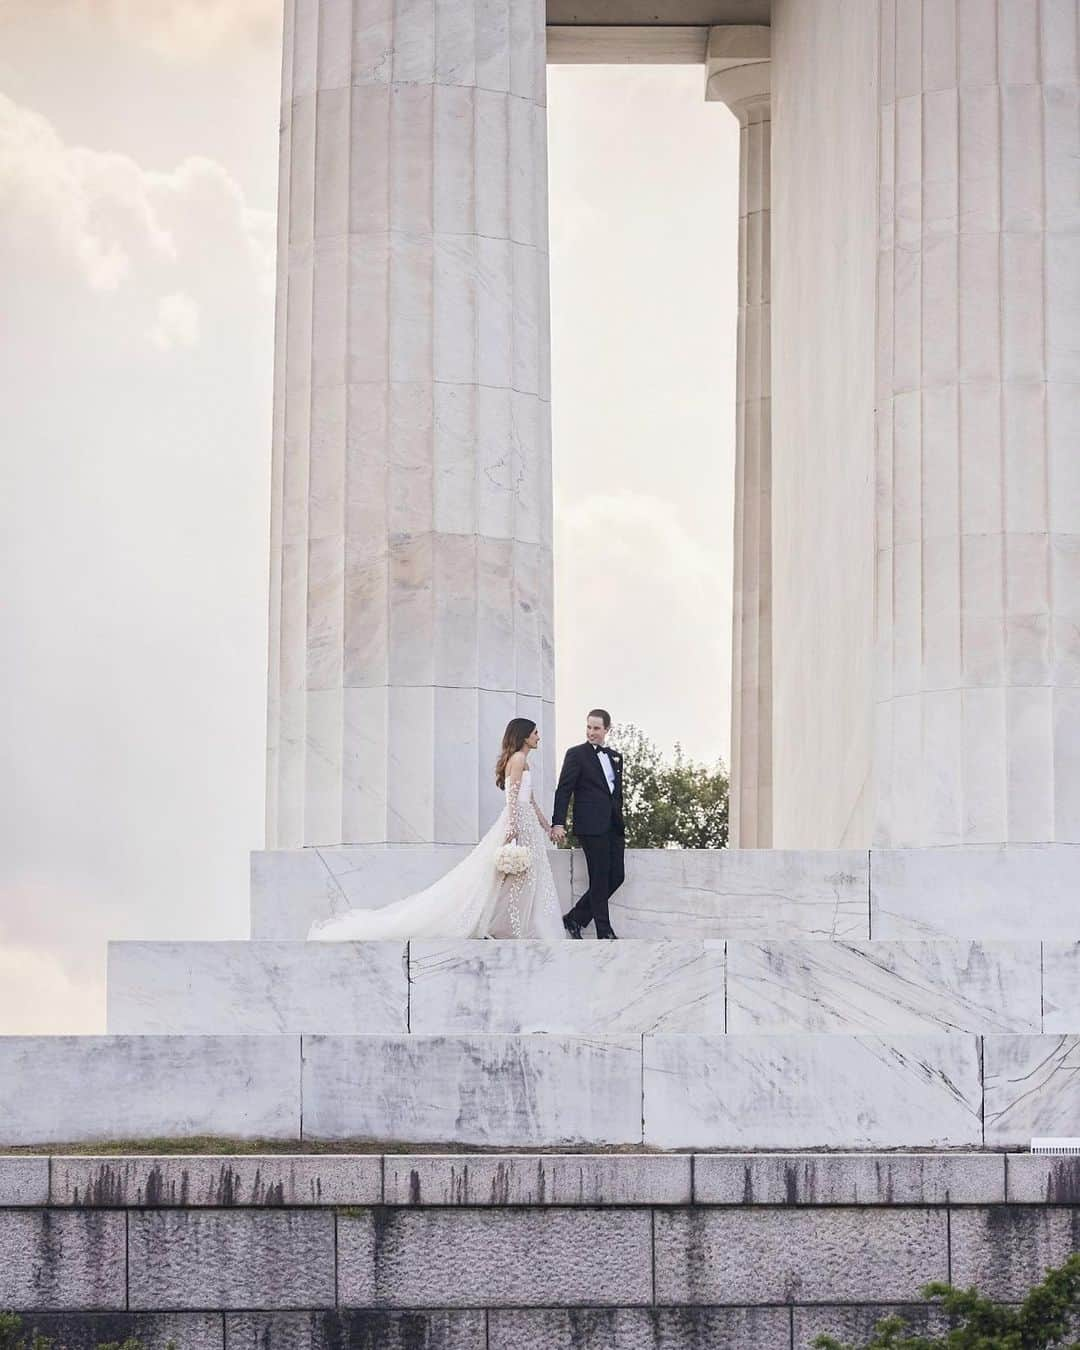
[0,0,737,1033]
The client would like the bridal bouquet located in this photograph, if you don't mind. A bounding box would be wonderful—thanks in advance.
[495,841,531,876]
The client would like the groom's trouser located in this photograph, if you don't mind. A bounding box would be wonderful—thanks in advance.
[569,830,625,932]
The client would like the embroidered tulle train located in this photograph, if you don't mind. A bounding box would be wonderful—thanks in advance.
[306,770,564,941]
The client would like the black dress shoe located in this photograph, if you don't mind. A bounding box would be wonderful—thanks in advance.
[562,913,583,939]
[595,926,619,939]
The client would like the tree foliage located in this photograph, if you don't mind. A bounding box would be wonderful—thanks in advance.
[813,1252,1080,1350]
[609,723,728,849]
[0,1316,158,1350]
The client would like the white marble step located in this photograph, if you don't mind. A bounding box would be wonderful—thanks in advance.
[250,844,1080,942]
[2,1031,1078,1149]
[251,846,869,940]
[107,938,1079,1037]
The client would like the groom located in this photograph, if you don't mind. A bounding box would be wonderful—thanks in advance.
[550,709,624,940]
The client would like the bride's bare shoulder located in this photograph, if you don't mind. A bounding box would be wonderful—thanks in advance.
[505,749,528,779]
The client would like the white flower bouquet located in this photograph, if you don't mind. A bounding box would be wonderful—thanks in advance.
[495,841,531,876]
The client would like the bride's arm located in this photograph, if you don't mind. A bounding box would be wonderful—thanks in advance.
[532,796,551,833]
[504,754,525,842]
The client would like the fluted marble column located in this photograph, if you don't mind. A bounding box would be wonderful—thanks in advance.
[265,0,554,848]
[875,0,1080,845]
[708,27,772,847]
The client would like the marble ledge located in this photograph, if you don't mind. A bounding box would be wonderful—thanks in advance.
[6,1153,1073,1209]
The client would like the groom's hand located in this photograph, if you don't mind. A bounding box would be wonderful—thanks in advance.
[550,826,567,844]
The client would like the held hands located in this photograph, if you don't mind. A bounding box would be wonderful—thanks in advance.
[549,825,567,845]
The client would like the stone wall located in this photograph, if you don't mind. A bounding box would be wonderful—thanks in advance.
[2,1154,1079,1350]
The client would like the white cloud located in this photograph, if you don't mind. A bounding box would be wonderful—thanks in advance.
[557,491,722,587]
[149,290,201,349]
[0,93,274,299]
[6,0,281,57]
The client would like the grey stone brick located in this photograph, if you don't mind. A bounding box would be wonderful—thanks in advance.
[0,1157,49,1205]
[654,1208,948,1304]
[793,1305,953,1350]
[52,1155,381,1207]
[383,1154,691,1206]
[337,1208,652,1307]
[128,1211,335,1310]
[693,1152,1005,1205]
[489,1307,792,1349]
[22,1313,224,1350]
[949,1207,1080,1300]
[0,1211,125,1310]
[225,1310,486,1350]
[1006,1154,1080,1203]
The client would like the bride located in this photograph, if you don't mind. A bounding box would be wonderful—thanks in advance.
[307,718,565,940]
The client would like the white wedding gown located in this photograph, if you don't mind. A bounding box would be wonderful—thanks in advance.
[307,769,565,940]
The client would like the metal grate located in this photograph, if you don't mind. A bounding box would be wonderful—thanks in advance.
[1031,1138,1080,1155]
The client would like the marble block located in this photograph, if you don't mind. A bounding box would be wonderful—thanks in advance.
[1041,942,1080,1032]
[984,1034,1080,1148]
[252,846,573,938]
[336,1208,653,1307]
[408,940,725,1033]
[488,1307,791,1349]
[128,1211,336,1310]
[794,1307,953,1350]
[0,1211,126,1309]
[226,1312,485,1350]
[870,846,1080,939]
[107,941,408,1034]
[51,1155,382,1207]
[1006,1154,1080,1203]
[583,849,869,940]
[693,1153,1005,1205]
[0,1036,301,1145]
[0,1156,49,1205]
[643,1034,983,1149]
[19,1314,224,1350]
[383,1154,692,1206]
[654,1208,948,1304]
[301,1034,642,1146]
[725,939,1041,1034]
[949,1207,1080,1300]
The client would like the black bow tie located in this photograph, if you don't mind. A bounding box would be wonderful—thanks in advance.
[593,745,610,755]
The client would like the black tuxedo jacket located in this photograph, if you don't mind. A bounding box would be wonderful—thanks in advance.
[552,742,624,837]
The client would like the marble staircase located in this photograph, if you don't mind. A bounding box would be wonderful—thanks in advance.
[3,846,1080,1151]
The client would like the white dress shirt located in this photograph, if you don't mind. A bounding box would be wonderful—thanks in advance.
[596,745,616,794]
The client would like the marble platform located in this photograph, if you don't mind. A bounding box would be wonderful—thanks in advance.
[253,846,867,940]
[108,941,409,1035]
[106,938,1073,1037]
[253,844,1080,942]
[3,1032,1080,1149]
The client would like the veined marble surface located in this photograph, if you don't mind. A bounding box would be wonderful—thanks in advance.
[301,1034,643,1146]
[1040,943,1080,1034]
[643,1034,983,1149]
[107,941,408,1035]
[983,1034,1080,1148]
[0,1037,301,1145]
[870,846,1080,939]
[408,940,725,1034]
[726,939,1042,1035]
[251,846,572,939]
[579,849,870,940]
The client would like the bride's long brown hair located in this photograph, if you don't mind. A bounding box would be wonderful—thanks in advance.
[495,718,537,790]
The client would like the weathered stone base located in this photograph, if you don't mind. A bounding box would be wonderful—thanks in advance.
[2,1154,1079,1350]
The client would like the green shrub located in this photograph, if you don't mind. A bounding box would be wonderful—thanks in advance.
[814,1251,1080,1349]
[0,1316,170,1350]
